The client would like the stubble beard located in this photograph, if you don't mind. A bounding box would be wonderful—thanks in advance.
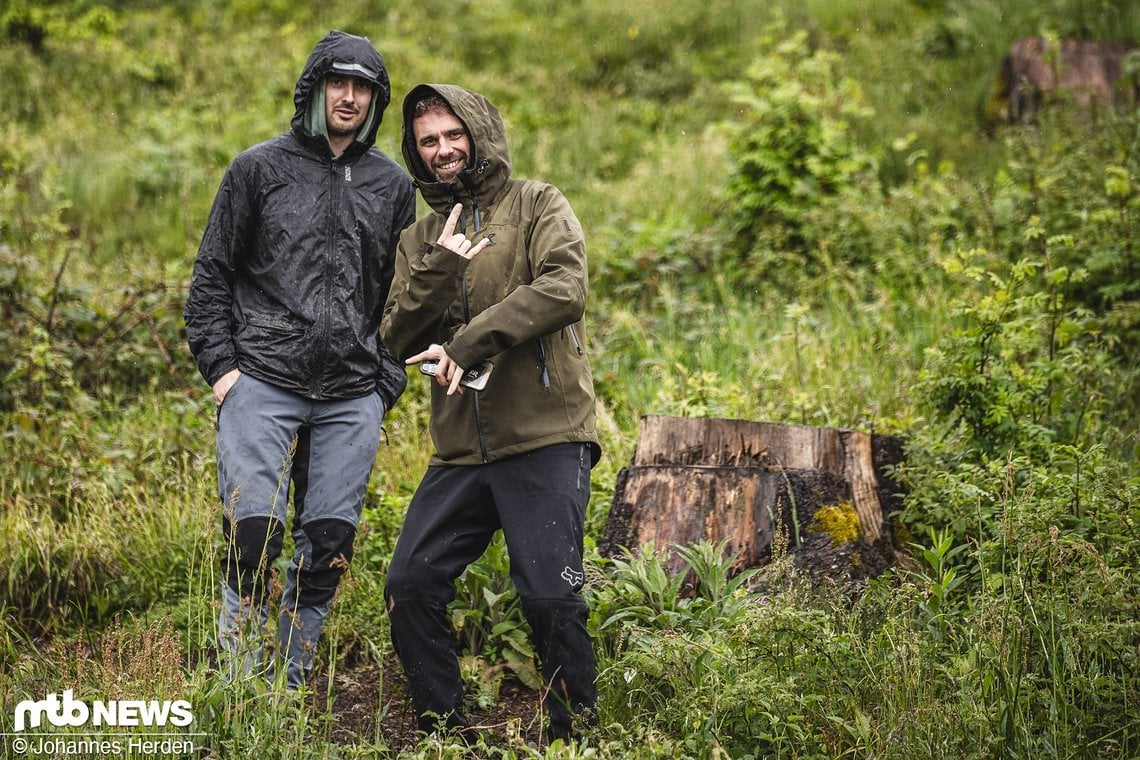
[433,155,468,185]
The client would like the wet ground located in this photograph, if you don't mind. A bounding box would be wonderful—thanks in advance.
[314,656,547,753]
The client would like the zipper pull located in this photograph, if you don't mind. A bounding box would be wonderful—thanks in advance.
[568,324,584,355]
[536,339,551,389]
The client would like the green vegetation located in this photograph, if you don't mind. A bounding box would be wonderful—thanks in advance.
[2,0,1138,757]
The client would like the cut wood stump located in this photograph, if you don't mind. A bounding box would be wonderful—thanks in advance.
[600,416,907,584]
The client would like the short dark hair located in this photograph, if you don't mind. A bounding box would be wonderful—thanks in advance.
[412,95,455,120]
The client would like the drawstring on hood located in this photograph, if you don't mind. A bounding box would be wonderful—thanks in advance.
[303,78,381,151]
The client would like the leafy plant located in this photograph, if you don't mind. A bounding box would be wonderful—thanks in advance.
[722,18,877,286]
[995,115,1140,355]
[590,541,757,652]
[449,536,542,692]
[907,527,969,642]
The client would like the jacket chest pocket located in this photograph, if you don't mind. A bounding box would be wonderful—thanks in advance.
[461,224,528,313]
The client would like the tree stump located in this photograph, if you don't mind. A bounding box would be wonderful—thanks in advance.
[600,416,906,584]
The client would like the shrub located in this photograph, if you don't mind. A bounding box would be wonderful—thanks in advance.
[902,246,1131,546]
[994,114,1140,356]
[0,148,192,413]
[722,19,877,287]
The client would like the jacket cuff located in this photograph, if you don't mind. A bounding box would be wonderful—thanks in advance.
[375,347,408,412]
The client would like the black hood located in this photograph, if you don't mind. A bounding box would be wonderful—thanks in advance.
[291,30,391,157]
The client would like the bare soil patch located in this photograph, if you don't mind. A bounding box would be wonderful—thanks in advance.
[312,656,547,753]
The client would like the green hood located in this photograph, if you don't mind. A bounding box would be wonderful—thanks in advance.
[400,84,512,214]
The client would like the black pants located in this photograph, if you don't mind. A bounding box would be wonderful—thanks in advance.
[385,443,597,739]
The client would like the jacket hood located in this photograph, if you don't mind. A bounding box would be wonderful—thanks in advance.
[401,84,512,213]
[291,30,391,157]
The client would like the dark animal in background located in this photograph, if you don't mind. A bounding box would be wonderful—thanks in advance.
[984,36,1139,126]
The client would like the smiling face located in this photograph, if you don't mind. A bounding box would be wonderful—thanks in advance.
[412,107,471,185]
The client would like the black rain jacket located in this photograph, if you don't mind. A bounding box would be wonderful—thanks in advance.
[184,30,415,408]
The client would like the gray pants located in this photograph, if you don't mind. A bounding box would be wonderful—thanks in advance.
[215,373,384,689]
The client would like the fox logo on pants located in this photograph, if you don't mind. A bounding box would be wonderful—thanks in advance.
[561,567,584,588]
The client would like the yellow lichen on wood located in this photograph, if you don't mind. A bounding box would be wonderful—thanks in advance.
[812,501,862,545]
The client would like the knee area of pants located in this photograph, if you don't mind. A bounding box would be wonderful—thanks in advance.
[382,567,411,602]
[384,568,453,607]
[222,516,285,597]
[299,519,357,567]
[224,516,286,563]
[293,519,356,607]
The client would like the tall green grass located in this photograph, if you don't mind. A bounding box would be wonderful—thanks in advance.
[2,0,1138,756]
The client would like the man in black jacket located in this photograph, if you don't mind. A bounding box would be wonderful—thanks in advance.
[184,30,415,689]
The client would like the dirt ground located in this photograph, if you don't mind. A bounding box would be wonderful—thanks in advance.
[312,655,548,753]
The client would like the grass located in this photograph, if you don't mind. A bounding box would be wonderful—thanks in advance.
[2,0,1139,756]
[594,278,944,433]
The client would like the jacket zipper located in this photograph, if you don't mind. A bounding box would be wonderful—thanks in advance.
[577,443,585,491]
[536,338,550,389]
[564,324,583,355]
[313,158,340,397]
[457,189,489,463]
[542,324,581,391]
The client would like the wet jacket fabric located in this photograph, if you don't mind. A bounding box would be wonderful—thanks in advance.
[381,84,600,466]
[185,30,415,409]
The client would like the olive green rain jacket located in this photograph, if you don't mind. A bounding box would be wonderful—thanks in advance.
[380,84,600,466]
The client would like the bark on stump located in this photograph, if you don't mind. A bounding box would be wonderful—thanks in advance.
[600,415,906,585]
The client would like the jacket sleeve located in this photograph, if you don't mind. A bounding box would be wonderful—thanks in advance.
[445,184,587,370]
[380,220,470,362]
[374,183,417,409]
[183,162,253,386]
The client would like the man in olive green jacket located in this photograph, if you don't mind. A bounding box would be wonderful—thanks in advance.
[380,84,599,744]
